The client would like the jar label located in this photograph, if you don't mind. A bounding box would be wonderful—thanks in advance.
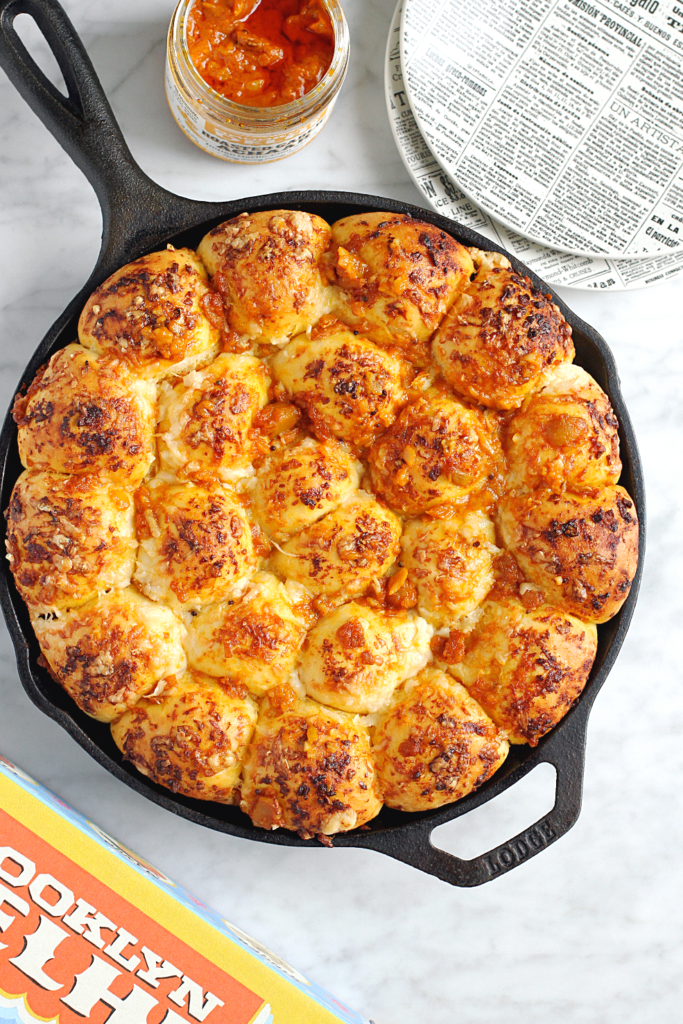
[165,63,334,164]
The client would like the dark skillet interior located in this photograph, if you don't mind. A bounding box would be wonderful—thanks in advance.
[0,192,646,859]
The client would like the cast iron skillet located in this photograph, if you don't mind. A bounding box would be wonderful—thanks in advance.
[0,0,646,887]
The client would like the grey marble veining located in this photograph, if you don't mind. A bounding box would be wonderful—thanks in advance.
[1,2,682,1022]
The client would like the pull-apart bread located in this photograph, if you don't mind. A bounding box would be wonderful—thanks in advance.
[7,211,638,841]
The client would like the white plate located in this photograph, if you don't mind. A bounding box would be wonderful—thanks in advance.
[400,0,683,260]
[386,0,683,290]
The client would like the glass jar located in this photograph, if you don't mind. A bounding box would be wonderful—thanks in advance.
[165,0,350,164]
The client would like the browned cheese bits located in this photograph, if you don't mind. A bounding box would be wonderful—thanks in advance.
[505,364,622,493]
[252,438,360,540]
[78,249,220,377]
[432,250,574,409]
[197,209,333,343]
[327,212,475,365]
[372,667,509,812]
[184,572,308,695]
[272,318,411,446]
[269,493,402,599]
[240,688,382,838]
[13,344,156,484]
[6,471,135,612]
[400,511,497,626]
[297,602,432,713]
[133,481,256,610]
[448,599,598,745]
[497,487,638,623]
[5,211,639,841]
[157,353,269,482]
[31,588,186,723]
[111,671,257,803]
[367,391,502,515]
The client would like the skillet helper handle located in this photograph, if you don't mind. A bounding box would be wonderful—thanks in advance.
[0,0,193,265]
[364,709,588,887]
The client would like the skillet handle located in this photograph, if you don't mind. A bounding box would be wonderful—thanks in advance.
[0,0,204,269]
[362,707,588,887]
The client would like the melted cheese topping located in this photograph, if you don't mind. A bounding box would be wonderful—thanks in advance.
[252,438,360,540]
[432,250,574,409]
[6,471,135,612]
[240,690,382,838]
[372,666,509,812]
[31,589,186,723]
[78,249,220,378]
[184,571,308,694]
[272,319,411,446]
[497,487,638,624]
[401,512,497,627]
[14,344,156,483]
[197,210,333,343]
[504,363,622,492]
[133,481,257,610]
[7,211,638,840]
[157,353,269,482]
[327,212,475,365]
[111,670,257,803]
[367,391,502,514]
[269,491,402,599]
[448,599,598,745]
[298,602,432,713]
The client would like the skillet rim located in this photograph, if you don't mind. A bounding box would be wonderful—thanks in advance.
[0,189,646,882]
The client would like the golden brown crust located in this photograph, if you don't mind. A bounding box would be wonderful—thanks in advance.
[240,691,382,837]
[367,391,503,515]
[432,253,574,409]
[297,602,432,714]
[78,249,219,377]
[157,353,269,482]
[184,572,308,695]
[372,666,509,812]
[32,588,186,723]
[328,212,475,365]
[505,364,622,493]
[111,670,257,802]
[497,487,638,623]
[7,216,638,836]
[14,344,156,484]
[271,320,412,446]
[133,482,257,610]
[252,438,360,540]
[449,598,598,745]
[5,471,135,612]
[400,512,497,627]
[197,210,333,342]
[269,493,402,599]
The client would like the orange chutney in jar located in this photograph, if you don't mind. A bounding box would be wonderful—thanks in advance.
[187,0,335,107]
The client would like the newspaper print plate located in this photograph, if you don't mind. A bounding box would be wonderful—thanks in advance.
[386,0,683,290]
[400,0,683,260]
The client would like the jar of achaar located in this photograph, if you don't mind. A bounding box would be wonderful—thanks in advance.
[165,0,350,164]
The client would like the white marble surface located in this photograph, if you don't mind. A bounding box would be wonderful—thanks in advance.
[1,2,682,1021]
